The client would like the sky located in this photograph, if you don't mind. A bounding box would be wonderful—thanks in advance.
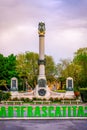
[0,0,87,63]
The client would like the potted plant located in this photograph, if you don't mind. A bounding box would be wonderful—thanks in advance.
[74,87,80,98]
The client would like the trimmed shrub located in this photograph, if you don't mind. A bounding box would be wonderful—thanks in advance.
[20,97,25,102]
[49,97,54,102]
[53,98,59,102]
[54,90,66,93]
[12,97,19,101]
[32,97,37,101]
[24,98,31,103]
[3,92,11,101]
[0,91,11,101]
[42,98,46,101]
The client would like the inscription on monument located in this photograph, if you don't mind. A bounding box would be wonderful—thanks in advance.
[11,77,18,91]
[66,77,73,91]
[12,80,16,88]
[68,79,72,88]
[38,79,46,87]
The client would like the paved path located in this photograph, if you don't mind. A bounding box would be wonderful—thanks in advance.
[0,119,87,130]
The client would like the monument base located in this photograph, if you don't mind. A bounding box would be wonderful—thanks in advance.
[10,87,18,91]
[64,91,75,99]
[11,90,76,100]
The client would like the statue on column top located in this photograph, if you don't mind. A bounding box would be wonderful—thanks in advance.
[38,22,45,35]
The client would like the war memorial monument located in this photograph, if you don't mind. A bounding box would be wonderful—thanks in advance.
[10,22,75,100]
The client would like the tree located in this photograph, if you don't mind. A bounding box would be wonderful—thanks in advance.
[45,55,56,82]
[0,80,9,91]
[5,54,17,86]
[62,63,82,87]
[56,58,71,77]
[16,52,39,89]
[16,52,56,89]
[0,54,6,79]
[73,47,87,87]
[56,58,82,89]
[0,54,17,90]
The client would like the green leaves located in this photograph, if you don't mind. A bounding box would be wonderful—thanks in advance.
[73,48,87,87]
[0,54,17,90]
[16,52,56,89]
[0,47,87,91]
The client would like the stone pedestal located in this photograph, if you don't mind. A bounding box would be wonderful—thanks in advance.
[64,91,75,99]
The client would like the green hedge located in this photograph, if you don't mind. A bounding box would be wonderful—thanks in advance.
[79,88,87,91]
[53,90,66,93]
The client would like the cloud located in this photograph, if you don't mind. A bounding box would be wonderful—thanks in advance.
[0,0,87,63]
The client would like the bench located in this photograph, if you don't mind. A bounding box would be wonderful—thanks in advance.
[1,101,24,105]
[61,99,82,105]
[33,100,51,105]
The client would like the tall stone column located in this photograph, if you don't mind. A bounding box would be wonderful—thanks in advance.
[38,22,46,80]
[34,22,50,98]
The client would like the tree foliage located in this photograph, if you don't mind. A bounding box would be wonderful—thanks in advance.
[56,48,87,88]
[16,52,38,89]
[0,47,87,91]
[0,54,17,90]
[73,47,87,87]
[56,58,71,77]
[45,55,56,81]
[16,52,56,89]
